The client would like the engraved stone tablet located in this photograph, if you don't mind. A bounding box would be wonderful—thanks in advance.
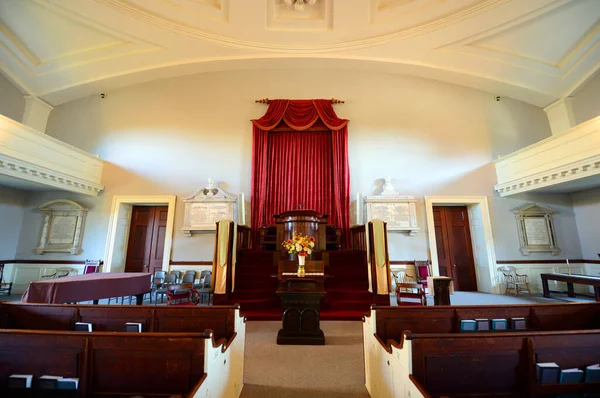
[36,200,88,255]
[182,180,238,235]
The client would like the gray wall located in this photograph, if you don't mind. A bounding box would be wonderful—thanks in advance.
[571,187,600,260]
[0,73,25,122]
[489,192,583,261]
[14,191,105,261]
[0,187,26,260]
[573,72,600,125]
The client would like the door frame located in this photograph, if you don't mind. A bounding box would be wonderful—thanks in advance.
[425,196,498,293]
[104,195,176,273]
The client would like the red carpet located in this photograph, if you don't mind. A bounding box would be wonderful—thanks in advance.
[224,250,389,321]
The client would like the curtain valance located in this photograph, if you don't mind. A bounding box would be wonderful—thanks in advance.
[252,99,348,131]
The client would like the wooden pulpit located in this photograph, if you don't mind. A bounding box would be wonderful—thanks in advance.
[274,210,328,252]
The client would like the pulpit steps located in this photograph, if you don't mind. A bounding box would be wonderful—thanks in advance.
[229,250,388,320]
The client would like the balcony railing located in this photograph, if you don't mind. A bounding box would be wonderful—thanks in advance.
[0,114,104,195]
[494,115,600,196]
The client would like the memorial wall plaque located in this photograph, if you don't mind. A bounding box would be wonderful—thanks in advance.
[182,179,239,236]
[514,204,559,256]
[364,196,419,235]
[36,199,88,255]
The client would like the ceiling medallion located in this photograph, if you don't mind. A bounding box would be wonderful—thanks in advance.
[284,0,317,12]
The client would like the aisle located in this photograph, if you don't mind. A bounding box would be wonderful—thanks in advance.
[240,321,370,398]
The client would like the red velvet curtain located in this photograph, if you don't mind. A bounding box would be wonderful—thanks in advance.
[251,99,350,248]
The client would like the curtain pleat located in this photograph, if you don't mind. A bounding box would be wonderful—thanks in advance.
[251,99,351,248]
[266,131,333,224]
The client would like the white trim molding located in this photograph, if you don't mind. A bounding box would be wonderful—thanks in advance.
[0,114,104,195]
[425,196,498,293]
[104,195,177,273]
[495,116,600,196]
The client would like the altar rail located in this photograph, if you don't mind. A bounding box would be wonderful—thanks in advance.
[494,115,600,196]
[0,114,104,196]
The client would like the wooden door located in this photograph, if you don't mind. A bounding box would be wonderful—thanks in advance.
[433,206,478,291]
[125,206,168,275]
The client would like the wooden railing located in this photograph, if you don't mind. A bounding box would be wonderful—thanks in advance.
[351,225,366,251]
[237,225,251,251]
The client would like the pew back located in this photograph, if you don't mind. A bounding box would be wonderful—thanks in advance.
[408,330,600,398]
[0,329,206,397]
[373,302,600,343]
[0,302,237,341]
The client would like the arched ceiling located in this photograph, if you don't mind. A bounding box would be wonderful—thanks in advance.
[1,0,599,107]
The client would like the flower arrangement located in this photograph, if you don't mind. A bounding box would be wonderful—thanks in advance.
[282,231,315,256]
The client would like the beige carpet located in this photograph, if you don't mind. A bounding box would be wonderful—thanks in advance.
[241,321,369,398]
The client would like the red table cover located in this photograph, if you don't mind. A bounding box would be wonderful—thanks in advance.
[21,272,152,304]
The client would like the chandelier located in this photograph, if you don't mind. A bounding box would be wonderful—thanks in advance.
[284,0,317,12]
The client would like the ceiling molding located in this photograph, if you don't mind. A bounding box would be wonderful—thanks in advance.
[95,0,509,52]
[439,0,600,78]
[0,0,161,78]
[0,0,598,107]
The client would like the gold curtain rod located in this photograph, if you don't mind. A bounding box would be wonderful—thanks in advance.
[255,98,345,104]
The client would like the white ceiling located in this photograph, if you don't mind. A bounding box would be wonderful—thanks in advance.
[0,0,599,107]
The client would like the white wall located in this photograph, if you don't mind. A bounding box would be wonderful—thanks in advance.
[0,187,26,260]
[571,186,600,260]
[0,73,25,122]
[573,72,600,125]
[37,68,555,264]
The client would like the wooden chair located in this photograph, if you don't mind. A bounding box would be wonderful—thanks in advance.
[83,259,103,274]
[498,266,531,296]
[396,282,427,306]
[166,283,199,306]
[414,260,431,289]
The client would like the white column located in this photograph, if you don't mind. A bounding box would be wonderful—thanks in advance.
[543,97,576,136]
[238,193,246,225]
[22,96,53,133]
[356,192,363,224]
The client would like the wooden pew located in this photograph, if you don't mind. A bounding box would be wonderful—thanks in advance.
[371,302,600,344]
[0,302,246,398]
[0,329,206,397]
[363,303,600,398]
[0,302,237,340]
[408,330,600,397]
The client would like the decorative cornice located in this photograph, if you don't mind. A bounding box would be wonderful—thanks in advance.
[0,154,104,196]
[494,154,600,196]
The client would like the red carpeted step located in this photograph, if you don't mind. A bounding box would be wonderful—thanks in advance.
[235,298,279,311]
[326,290,373,301]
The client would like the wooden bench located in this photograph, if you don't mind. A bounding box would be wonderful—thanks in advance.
[372,302,600,343]
[409,330,600,397]
[0,302,237,341]
[0,329,206,397]
[363,303,600,398]
[0,302,246,398]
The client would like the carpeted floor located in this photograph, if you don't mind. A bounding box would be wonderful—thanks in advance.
[240,321,370,398]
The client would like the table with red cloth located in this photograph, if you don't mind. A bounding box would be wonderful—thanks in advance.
[21,272,152,305]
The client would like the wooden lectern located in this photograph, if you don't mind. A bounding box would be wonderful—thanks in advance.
[276,260,327,345]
